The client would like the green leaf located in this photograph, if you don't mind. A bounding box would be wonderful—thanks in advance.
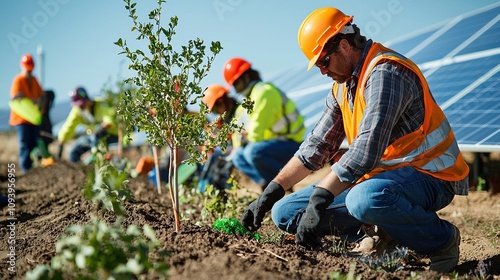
[75,253,87,269]
[143,224,158,242]
[126,224,141,236]
[126,259,143,274]
[114,38,123,46]
[81,245,95,256]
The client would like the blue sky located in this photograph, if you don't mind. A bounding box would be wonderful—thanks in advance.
[1,0,498,110]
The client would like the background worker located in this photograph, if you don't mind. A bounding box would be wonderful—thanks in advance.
[39,89,56,148]
[30,89,57,165]
[198,84,239,191]
[241,7,469,273]
[223,58,306,190]
[57,87,118,163]
[202,84,239,128]
[9,54,44,173]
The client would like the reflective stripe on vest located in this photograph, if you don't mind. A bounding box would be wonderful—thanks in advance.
[334,84,344,107]
[271,87,305,136]
[332,42,469,182]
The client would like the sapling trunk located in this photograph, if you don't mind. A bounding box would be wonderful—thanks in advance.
[117,123,123,158]
[168,145,181,233]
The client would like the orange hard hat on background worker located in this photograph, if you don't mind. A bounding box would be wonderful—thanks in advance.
[20,54,35,71]
[223,57,251,86]
[203,84,229,111]
[297,7,354,71]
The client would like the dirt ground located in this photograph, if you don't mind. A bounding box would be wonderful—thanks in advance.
[0,130,499,280]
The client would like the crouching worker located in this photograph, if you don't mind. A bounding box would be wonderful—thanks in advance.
[223,58,306,190]
[198,84,239,191]
[241,7,469,273]
[57,87,118,163]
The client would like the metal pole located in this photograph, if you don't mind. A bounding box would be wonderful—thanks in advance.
[36,44,44,86]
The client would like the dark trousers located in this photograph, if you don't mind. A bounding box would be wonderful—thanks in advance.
[15,124,40,173]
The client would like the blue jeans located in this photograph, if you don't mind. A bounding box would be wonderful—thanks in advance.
[68,133,118,163]
[231,139,301,186]
[272,167,456,255]
[272,186,365,242]
[15,124,40,173]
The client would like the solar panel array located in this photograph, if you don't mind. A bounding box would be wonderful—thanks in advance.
[269,2,500,152]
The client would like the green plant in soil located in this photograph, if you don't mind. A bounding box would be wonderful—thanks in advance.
[326,236,350,255]
[115,0,249,232]
[484,222,500,246]
[213,217,260,241]
[101,78,139,157]
[259,229,290,245]
[25,218,169,280]
[200,176,256,223]
[83,140,134,216]
[357,246,408,272]
[468,260,492,279]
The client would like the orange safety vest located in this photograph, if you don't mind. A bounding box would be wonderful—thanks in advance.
[9,73,43,126]
[332,42,469,182]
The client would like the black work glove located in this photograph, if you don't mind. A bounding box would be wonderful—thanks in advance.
[296,186,335,250]
[241,181,285,232]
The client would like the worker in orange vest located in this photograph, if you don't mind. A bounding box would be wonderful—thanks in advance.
[9,54,44,173]
[197,84,239,191]
[202,84,239,133]
[241,7,469,273]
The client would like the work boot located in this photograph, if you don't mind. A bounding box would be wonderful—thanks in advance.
[348,225,398,257]
[429,225,460,273]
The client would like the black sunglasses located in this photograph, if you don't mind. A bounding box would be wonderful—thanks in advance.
[316,38,342,69]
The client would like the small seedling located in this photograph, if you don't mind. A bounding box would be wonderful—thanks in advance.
[259,230,290,245]
[213,217,260,240]
[201,178,254,223]
[468,260,491,279]
[25,218,169,280]
[83,140,134,216]
[327,236,350,255]
[357,246,408,272]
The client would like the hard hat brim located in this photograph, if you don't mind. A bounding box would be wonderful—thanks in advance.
[307,52,321,71]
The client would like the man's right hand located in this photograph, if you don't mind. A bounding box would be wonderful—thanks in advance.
[241,181,285,232]
[295,186,335,250]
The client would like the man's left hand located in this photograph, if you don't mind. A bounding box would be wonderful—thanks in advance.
[296,186,335,250]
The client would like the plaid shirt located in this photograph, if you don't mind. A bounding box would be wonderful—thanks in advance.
[295,40,468,194]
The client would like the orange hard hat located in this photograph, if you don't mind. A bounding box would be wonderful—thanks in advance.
[298,7,353,71]
[223,57,251,86]
[20,54,35,71]
[202,84,229,111]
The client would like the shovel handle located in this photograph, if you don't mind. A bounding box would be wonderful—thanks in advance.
[57,143,64,160]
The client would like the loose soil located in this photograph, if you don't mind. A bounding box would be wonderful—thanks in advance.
[0,131,499,280]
